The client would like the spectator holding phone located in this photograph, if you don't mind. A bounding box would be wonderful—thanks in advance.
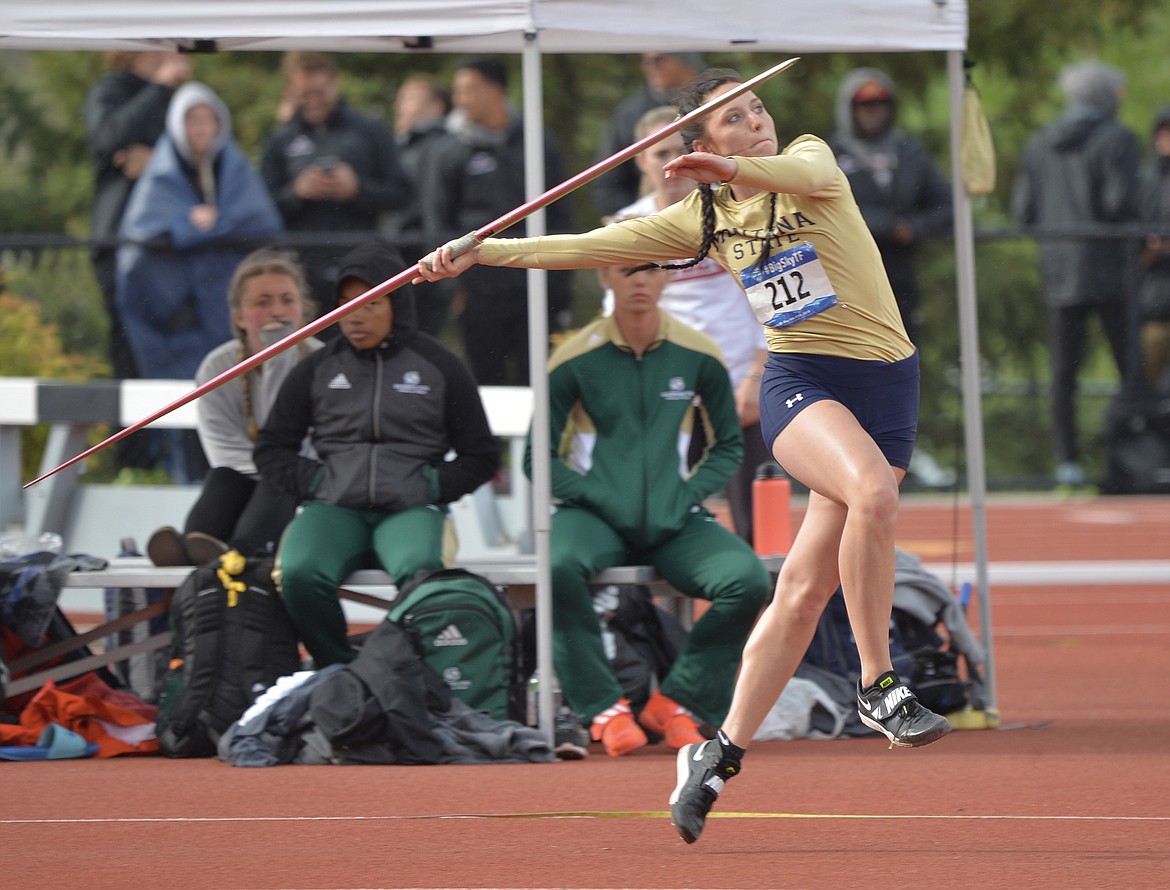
[260,52,411,321]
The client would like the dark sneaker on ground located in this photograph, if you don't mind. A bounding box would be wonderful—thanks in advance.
[857,670,951,748]
[669,740,739,844]
[553,707,589,760]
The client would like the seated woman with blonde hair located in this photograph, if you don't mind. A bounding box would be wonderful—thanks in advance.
[148,248,323,566]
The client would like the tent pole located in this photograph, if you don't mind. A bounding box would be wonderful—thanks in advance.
[522,31,557,744]
[946,49,997,715]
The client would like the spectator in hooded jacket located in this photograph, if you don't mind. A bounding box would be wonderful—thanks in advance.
[254,242,499,668]
[1012,60,1143,488]
[829,68,952,345]
[260,52,411,325]
[116,81,284,483]
[1137,106,1170,392]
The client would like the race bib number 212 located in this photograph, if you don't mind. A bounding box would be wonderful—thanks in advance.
[740,241,838,328]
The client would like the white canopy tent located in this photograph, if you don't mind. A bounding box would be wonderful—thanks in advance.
[1,0,996,723]
[1,1,965,53]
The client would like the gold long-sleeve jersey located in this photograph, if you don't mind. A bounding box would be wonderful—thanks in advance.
[479,135,914,364]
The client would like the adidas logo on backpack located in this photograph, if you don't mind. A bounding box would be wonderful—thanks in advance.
[434,624,468,647]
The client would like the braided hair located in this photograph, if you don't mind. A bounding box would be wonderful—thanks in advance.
[226,248,315,441]
[637,68,779,274]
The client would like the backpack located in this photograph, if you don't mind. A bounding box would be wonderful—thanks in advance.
[797,587,913,738]
[1101,389,1170,495]
[389,567,523,723]
[890,608,972,716]
[516,584,688,724]
[591,583,687,714]
[156,551,301,758]
[802,587,912,684]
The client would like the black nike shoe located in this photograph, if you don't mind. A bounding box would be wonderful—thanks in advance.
[669,739,739,844]
[857,670,952,748]
[553,706,589,760]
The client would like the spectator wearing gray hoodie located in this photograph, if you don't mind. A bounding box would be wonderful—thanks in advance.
[1012,60,1143,488]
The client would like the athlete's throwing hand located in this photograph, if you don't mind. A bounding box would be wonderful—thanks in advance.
[414,241,482,284]
[663,151,739,185]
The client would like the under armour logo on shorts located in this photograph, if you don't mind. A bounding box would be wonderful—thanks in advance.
[786,393,804,409]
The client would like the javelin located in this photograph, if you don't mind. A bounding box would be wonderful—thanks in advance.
[25,56,799,489]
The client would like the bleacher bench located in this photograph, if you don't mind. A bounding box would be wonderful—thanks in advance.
[3,554,784,700]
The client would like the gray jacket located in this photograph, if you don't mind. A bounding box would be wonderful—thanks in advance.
[1012,65,1142,308]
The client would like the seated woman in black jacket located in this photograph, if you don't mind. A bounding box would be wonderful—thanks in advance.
[254,242,499,667]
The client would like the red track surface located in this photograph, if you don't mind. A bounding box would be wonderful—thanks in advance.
[2,494,1168,889]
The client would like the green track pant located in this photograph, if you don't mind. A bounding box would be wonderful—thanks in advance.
[549,506,770,726]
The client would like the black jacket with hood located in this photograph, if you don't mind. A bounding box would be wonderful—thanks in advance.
[84,69,178,250]
[254,242,498,512]
[1139,106,1170,322]
[827,68,953,317]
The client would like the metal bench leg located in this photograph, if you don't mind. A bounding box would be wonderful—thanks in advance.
[25,423,89,537]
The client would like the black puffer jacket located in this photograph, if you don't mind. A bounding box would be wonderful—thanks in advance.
[254,243,498,511]
[84,70,177,247]
[260,100,411,233]
[1139,106,1170,322]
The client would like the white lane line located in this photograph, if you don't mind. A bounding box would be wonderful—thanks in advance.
[923,561,1170,586]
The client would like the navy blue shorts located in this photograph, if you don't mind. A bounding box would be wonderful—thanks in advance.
[758,351,920,470]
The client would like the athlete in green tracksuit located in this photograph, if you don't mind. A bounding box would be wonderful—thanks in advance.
[524,253,770,751]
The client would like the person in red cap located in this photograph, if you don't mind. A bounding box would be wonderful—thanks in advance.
[829,67,952,346]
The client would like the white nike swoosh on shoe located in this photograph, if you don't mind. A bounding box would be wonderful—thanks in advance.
[692,741,711,762]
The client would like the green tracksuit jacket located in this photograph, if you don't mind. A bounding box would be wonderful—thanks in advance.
[527,311,743,549]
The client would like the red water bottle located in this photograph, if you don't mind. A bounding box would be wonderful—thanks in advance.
[752,461,792,556]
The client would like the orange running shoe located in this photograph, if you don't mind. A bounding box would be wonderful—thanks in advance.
[590,698,648,757]
[638,690,706,750]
